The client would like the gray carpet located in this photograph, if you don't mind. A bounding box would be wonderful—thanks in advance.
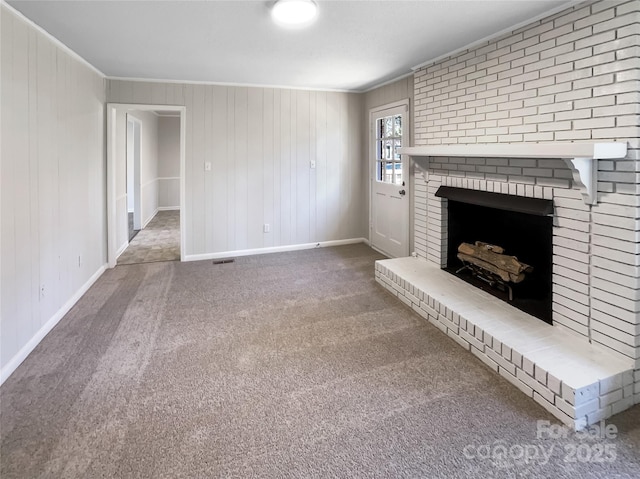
[1,244,639,478]
[118,210,180,265]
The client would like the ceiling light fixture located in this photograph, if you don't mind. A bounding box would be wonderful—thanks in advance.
[271,0,318,27]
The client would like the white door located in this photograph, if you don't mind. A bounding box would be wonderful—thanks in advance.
[370,102,409,258]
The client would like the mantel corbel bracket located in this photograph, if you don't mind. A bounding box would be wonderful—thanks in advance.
[563,157,597,206]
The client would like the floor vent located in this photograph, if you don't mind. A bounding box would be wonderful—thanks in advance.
[212,259,235,265]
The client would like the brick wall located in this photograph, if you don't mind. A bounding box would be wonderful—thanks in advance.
[411,0,640,368]
[414,0,640,151]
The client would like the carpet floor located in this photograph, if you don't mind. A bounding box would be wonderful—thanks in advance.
[1,244,639,478]
[118,210,180,265]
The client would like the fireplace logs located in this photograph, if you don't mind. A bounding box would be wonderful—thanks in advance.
[457,241,533,284]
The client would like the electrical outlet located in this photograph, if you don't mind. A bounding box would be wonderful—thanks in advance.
[263,223,270,233]
[204,161,212,171]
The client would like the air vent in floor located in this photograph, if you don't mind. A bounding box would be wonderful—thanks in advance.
[212,259,235,265]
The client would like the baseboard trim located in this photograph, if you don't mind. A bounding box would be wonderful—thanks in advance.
[157,206,180,211]
[115,240,129,259]
[142,208,159,229]
[0,264,107,386]
[184,238,368,262]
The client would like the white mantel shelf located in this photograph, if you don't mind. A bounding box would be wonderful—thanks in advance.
[398,142,627,159]
[398,142,628,205]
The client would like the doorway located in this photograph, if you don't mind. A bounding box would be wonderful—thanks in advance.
[106,104,186,268]
[369,100,410,258]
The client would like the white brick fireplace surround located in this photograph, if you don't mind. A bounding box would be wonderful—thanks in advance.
[376,0,640,429]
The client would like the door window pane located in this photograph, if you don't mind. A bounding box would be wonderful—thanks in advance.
[394,115,402,136]
[375,113,403,185]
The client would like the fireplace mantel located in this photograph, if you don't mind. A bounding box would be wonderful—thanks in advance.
[399,142,628,205]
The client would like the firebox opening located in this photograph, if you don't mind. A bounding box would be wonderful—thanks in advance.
[439,188,553,324]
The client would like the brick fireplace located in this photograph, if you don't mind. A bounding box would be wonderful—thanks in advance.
[376,147,638,429]
[375,0,640,429]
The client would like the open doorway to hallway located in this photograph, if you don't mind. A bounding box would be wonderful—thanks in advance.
[107,104,186,268]
[119,111,181,265]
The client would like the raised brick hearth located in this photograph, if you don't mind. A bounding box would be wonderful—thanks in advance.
[376,258,636,429]
[376,0,640,428]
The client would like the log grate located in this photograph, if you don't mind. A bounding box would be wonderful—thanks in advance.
[456,260,514,301]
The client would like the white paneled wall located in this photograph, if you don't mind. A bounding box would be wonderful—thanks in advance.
[1,5,106,380]
[133,110,159,226]
[364,76,414,113]
[107,81,365,257]
[158,116,181,209]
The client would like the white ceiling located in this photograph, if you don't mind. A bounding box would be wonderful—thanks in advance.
[7,0,575,92]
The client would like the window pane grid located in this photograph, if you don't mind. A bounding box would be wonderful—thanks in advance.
[375,114,402,185]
